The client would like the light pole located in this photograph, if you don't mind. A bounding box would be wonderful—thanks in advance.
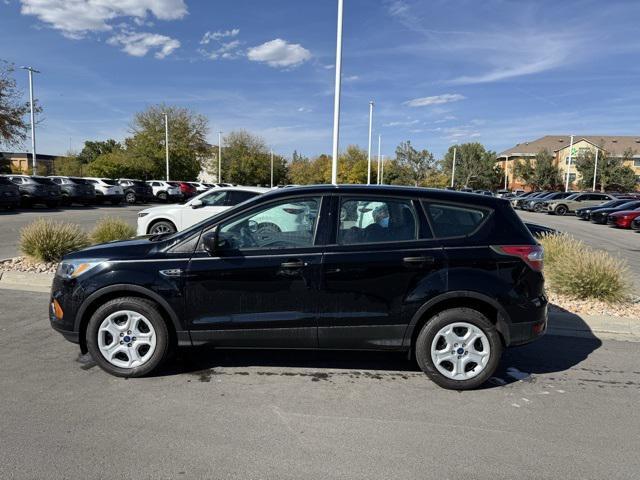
[21,66,40,175]
[565,135,574,192]
[592,148,599,192]
[377,134,381,185]
[380,155,384,184]
[218,131,222,183]
[451,147,457,188]
[503,155,509,190]
[331,0,344,185]
[367,100,374,184]
[270,149,274,188]
[164,113,169,181]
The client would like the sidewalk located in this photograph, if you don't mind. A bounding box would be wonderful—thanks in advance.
[1,270,638,342]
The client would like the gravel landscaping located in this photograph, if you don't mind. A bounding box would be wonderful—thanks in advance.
[0,256,57,274]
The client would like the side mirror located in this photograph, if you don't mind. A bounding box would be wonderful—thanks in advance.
[191,199,204,209]
[202,231,218,255]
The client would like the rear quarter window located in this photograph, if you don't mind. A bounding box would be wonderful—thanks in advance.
[424,203,489,238]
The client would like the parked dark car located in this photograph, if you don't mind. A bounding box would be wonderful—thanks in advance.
[7,175,62,207]
[514,191,548,209]
[49,176,96,205]
[524,191,574,212]
[0,176,20,209]
[49,185,546,390]
[118,179,154,204]
[575,199,632,220]
[590,200,640,224]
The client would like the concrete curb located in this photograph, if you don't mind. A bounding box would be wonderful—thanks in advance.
[0,271,54,293]
[0,270,638,341]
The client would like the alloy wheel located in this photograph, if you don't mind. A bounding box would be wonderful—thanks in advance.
[97,310,157,369]
[150,222,175,234]
[430,322,490,380]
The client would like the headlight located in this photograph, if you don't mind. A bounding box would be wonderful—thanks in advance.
[138,212,149,218]
[56,260,103,279]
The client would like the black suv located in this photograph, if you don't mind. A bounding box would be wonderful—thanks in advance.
[7,175,62,207]
[117,179,154,204]
[49,185,546,390]
[0,176,20,209]
[49,176,96,205]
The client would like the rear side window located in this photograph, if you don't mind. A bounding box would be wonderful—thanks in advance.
[425,203,489,238]
[338,197,419,245]
[227,190,259,205]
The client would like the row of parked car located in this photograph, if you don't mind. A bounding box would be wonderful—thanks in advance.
[0,174,232,209]
[509,190,640,231]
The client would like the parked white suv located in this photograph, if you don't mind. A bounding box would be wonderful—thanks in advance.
[137,186,267,235]
[146,180,182,202]
[83,177,124,204]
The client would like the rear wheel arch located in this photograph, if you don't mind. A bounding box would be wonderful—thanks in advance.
[75,285,181,354]
[405,292,510,353]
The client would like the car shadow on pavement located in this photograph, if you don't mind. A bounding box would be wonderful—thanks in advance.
[148,315,602,389]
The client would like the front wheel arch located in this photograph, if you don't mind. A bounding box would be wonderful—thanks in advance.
[75,285,180,354]
[147,218,177,234]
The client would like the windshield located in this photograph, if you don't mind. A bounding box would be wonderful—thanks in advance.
[564,193,580,200]
[101,179,118,185]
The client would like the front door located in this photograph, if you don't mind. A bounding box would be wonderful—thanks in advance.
[184,195,326,348]
[318,195,446,350]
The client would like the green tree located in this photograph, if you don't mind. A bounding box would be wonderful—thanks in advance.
[532,149,563,190]
[288,152,331,185]
[0,60,42,148]
[76,139,122,165]
[513,159,536,189]
[53,155,85,176]
[575,145,637,192]
[221,130,287,186]
[394,141,436,186]
[442,143,501,189]
[126,104,209,180]
[87,149,153,179]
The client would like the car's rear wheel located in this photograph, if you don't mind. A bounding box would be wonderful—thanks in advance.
[148,220,176,235]
[125,192,136,204]
[157,191,168,202]
[86,297,171,377]
[533,203,544,212]
[554,205,568,216]
[415,308,502,390]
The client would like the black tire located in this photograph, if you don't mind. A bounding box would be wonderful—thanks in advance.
[86,297,171,378]
[554,205,568,216]
[148,219,177,235]
[415,308,503,390]
[158,191,168,202]
[125,191,136,204]
[533,203,544,212]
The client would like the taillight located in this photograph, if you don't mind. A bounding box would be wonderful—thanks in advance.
[492,245,544,272]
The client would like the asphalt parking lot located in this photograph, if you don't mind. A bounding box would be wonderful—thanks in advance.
[0,288,638,479]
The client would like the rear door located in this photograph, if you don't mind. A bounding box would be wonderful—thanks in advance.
[318,195,446,350]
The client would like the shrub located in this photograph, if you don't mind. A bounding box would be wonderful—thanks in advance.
[539,233,631,302]
[20,219,89,263]
[90,217,136,244]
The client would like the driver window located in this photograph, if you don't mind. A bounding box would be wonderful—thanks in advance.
[200,191,228,207]
[219,197,320,250]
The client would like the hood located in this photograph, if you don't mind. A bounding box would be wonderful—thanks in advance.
[139,204,185,215]
[63,237,158,261]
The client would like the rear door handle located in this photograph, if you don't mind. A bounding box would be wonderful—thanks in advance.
[403,256,435,264]
[280,260,306,268]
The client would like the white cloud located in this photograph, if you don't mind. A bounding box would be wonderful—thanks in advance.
[344,75,360,82]
[298,107,312,113]
[107,31,180,59]
[200,28,240,45]
[247,39,311,68]
[20,0,187,38]
[383,119,419,127]
[404,93,465,107]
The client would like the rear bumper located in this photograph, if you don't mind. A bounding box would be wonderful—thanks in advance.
[506,316,547,346]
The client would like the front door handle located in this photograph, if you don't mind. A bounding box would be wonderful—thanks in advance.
[280,260,306,268]
[403,256,435,265]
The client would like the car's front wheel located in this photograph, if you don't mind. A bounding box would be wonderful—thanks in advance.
[86,297,171,377]
[415,308,502,390]
[148,220,177,235]
[125,192,136,204]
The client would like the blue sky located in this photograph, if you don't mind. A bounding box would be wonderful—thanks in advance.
[2,0,640,159]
